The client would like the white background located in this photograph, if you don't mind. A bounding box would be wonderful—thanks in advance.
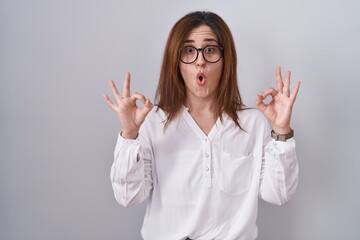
[1,0,359,239]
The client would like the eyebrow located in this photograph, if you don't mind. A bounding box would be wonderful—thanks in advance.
[183,38,218,44]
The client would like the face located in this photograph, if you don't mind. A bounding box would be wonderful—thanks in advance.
[179,25,223,101]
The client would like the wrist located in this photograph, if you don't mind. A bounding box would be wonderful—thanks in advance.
[120,131,138,139]
[272,126,291,135]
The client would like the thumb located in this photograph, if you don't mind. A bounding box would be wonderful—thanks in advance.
[141,99,154,115]
[256,94,267,112]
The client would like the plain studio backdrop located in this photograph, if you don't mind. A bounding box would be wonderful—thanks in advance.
[1,0,359,239]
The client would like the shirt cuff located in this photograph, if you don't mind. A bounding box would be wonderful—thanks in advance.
[114,133,141,164]
[118,132,139,141]
[267,138,296,154]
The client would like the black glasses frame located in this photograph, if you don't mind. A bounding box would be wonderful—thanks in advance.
[178,45,224,64]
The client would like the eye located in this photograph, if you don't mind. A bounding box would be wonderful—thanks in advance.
[204,46,215,54]
[184,47,195,54]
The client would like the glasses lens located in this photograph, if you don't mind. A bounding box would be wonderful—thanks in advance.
[180,46,197,63]
[203,46,222,63]
[179,46,223,64]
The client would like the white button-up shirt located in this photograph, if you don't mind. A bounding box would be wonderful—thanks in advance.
[110,106,298,240]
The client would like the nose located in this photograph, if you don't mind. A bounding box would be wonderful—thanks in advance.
[196,50,206,67]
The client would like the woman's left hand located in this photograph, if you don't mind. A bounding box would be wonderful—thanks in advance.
[256,67,301,134]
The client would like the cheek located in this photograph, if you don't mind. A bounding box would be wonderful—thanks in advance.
[213,62,223,81]
[179,64,186,78]
[179,64,191,81]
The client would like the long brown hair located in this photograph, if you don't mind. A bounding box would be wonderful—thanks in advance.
[155,11,245,129]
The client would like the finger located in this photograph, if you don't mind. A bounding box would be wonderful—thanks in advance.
[276,67,284,93]
[108,80,122,103]
[255,94,267,112]
[283,71,291,97]
[123,72,131,98]
[261,88,278,99]
[290,81,301,101]
[130,92,147,103]
[276,66,284,93]
[103,94,118,111]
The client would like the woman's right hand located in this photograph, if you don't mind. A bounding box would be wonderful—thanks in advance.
[103,72,153,139]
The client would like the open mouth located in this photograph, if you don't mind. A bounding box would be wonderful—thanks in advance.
[197,73,206,86]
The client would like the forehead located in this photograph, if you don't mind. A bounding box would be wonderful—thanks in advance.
[185,25,218,42]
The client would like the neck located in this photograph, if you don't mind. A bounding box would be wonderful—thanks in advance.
[185,97,217,115]
[184,97,218,136]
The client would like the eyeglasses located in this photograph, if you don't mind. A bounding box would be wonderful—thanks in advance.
[178,45,223,64]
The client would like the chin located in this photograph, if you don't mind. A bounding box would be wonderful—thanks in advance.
[195,88,210,97]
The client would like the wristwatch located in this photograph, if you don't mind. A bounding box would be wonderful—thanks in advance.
[271,129,294,141]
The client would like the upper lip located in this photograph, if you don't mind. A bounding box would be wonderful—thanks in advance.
[197,72,205,79]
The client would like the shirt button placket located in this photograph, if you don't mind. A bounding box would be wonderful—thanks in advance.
[203,137,212,188]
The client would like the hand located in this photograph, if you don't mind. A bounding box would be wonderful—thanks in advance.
[103,72,153,139]
[256,67,301,134]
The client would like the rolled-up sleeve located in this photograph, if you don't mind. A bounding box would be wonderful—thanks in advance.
[259,138,299,206]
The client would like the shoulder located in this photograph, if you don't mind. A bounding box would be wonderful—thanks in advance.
[236,108,270,131]
[238,108,266,123]
[144,106,167,124]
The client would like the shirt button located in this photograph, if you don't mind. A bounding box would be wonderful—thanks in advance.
[205,166,210,171]
[205,153,209,158]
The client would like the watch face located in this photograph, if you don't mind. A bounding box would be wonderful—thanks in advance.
[279,135,286,141]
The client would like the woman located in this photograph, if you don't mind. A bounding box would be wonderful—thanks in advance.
[104,11,301,240]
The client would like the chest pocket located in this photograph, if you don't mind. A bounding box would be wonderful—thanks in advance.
[219,152,253,195]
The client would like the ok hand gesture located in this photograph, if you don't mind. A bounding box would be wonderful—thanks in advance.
[256,67,301,134]
[103,72,153,139]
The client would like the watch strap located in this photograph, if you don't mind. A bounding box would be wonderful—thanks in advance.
[271,129,294,141]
